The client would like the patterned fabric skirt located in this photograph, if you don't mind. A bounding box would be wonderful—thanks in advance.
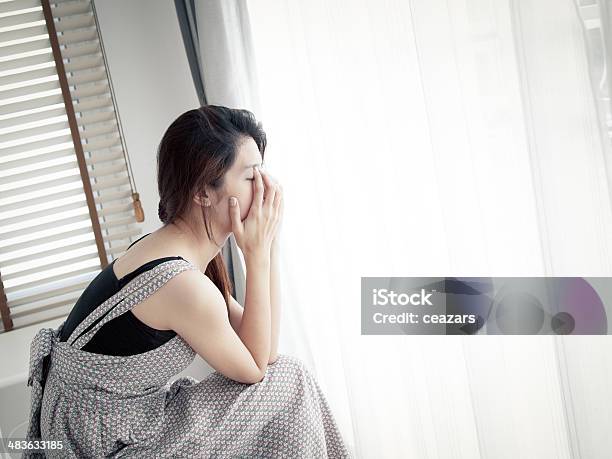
[145,353,353,459]
[36,353,352,458]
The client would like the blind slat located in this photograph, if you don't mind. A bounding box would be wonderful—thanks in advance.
[0,225,92,254]
[0,93,64,116]
[1,49,53,72]
[0,211,90,240]
[53,12,94,33]
[86,162,127,179]
[55,27,97,46]
[90,175,131,192]
[96,201,132,218]
[0,36,50,59]
[0,0,42,15]
[0,10,44,28]
[4,265,97,295]
[63,53,103,72]
[79,118,117,140]
[51,0,91,18]
[80,131,120,151]
[1,117,68,143]
[72,93,112,112]
[0,132,73,157]
[0,145,74,170]
[67,67,106,86]
[77,107,115,126]
[10,281,90,309]
[2,238,96,268]
[1,199,85,227]
[8,303,73,329]
[0,64,57,87]
[0,160,78,189]
[0,182,82,214]
[0,144,73,170]
[0,103,64,130]
[93,188,132,203]
[99,216,139,232]
[1,252,98,282]
[0,79,59,102]
[61,40,100,60]
[71,79,109,98]
[0,23,47,42]
[1,174,82,201]
[85,148,122,166]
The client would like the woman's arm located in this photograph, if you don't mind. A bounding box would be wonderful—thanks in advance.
[268,240,281,364]
[227,241,280,365]
[268,176,283,364]
[238,252,271,375]
[227,169,283,366]
[166,268,269,384]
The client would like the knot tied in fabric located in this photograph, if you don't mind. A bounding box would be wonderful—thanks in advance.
[24,325,62,450]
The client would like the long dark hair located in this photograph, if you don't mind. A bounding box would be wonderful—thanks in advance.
[156,105,267,309]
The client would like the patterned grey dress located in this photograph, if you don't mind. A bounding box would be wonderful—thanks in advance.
[23,259,352,458]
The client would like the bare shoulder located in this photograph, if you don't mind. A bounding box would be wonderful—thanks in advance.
[155,266,244,335]
[161,268,224,314]
[160,268,239,339]
[159,266,262,384]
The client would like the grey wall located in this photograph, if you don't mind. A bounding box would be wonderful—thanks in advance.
[94,0,199,236]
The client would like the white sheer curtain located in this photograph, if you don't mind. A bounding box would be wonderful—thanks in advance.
[242,0,612,457]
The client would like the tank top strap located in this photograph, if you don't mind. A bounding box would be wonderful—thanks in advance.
[67,258,198,350]
[127,232,151,250]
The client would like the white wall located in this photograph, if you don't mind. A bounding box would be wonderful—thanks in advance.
[0,0,211,444]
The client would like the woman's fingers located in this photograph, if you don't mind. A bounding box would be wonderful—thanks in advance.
[270,177,282,238]
[272,183,282,210]
[252,166,265,211]
[228,195,243,237]
[260,169,276,213]
[274,193,282,232]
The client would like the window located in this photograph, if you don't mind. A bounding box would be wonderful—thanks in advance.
[0,0,144,332]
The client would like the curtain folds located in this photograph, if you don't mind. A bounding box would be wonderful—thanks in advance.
[174,0,207,106]
[244,0,612,457]
[174,0,253,305]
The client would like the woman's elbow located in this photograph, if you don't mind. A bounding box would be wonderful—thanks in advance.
[244,369,265,384]
[236,365,266,384]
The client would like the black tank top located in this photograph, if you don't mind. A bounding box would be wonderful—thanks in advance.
[59,233,184,356]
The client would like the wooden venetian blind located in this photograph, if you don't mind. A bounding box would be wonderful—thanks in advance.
[0,0,145,333]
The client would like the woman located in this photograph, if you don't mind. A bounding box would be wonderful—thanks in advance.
[24,105,352,458]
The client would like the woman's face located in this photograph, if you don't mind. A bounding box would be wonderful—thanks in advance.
[206,136,263,232]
